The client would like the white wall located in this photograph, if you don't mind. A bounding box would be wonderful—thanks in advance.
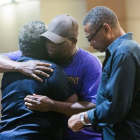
[0,0,40,121]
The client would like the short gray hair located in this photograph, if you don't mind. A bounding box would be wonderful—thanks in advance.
[83,6,119,29]
[18,21,47,53]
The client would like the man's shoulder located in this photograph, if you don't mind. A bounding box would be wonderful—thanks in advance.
[116,39,140,56]
[38,59,59,69]
[18,56,60,69]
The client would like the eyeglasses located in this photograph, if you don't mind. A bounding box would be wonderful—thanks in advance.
[88,24,104,42]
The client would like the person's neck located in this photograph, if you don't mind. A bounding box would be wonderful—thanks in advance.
[111,26,126,43]
[58,47,79,66]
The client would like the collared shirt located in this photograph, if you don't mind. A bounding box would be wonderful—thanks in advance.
[87,33,140,140]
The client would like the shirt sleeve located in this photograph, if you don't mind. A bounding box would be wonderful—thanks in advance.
[46,66,75,101]
[80,56,102,103]
[87,53,136,130]
[2,50,22,61]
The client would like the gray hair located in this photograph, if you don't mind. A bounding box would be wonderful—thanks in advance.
[18,21,47,53]
[83,6,119,29]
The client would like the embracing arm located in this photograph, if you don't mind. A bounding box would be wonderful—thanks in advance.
[25,93,94,131]
[52,99,95,116]
[24,62,97,116]
[25,94,95,116]
[25,54,101,115]
[0,54,20,73]
[0,53,53,82]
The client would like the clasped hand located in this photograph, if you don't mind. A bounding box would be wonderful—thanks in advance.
[18,60,53,82]
[24,94,54,112]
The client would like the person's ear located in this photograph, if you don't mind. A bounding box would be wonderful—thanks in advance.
[103,23,111,34]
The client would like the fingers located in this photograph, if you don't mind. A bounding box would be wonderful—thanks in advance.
[29,72,49,82]
[36,61,52,67]
[24,96,39,110]
[79,127,84,131]
[31,66,53,81]
[69,125,83,132]
[25,94,39,99]
[30,73,43,82]
[24,95,44,102]
[33,94,42,97]
[25,102,33,107]
[24,96,37,103]
[25,102,36,110]
[34,61,53,72]
[33,70,50,78]
[70,124,83,132]
[24,95,46,112]
[20,61,54,82]
[72,127,83,132]
[68,114,84,132]
[36,66,53,72]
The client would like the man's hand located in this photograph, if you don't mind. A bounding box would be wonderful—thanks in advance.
[17,60,53,82]
[24,94,54,112]
[68,112,91,132]
[68,113,84,132]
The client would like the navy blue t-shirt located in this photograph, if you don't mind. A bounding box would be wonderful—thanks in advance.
[0,56,75,140]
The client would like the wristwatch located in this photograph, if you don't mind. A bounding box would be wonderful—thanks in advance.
[80,112,87,125]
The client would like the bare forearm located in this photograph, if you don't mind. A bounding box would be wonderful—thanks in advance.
[24,94,95,115]
[53,101,95,116]
[0,54,19,73]
[0,54,53,81]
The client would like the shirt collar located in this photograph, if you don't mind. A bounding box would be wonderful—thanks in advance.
[17,56,37,62]
[106,33,133,56]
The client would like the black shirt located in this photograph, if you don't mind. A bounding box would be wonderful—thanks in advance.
[0,56,75,140]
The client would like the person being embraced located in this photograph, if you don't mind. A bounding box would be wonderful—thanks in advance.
[0,21,77,140]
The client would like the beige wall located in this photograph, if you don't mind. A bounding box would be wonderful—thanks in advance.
[0,0,40,120]
[0,1,40,53]
[126,0,140,43]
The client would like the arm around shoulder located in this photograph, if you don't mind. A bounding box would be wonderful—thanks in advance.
[0,54,20,73]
